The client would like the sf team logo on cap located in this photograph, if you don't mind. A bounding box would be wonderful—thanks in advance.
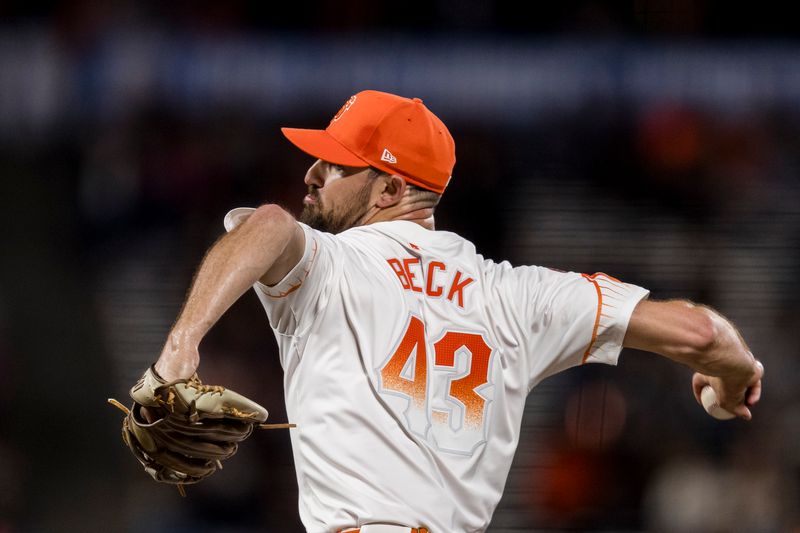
[332,95,357,122]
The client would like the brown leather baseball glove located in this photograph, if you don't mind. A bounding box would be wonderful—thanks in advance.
[109,366,292,495]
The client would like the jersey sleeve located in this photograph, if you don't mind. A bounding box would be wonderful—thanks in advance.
[484,260,649,391]
[223,207,340,337]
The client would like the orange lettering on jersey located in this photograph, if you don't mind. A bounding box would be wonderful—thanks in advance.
[426,261,445,297]
[381,315,428,409]
[446,271,475,309]
[387,257,474,308]
[402,257,423,293]
[387,258,411,290]
[434,332,492,429]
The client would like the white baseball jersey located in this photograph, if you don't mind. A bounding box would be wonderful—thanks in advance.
[223,207,649,533]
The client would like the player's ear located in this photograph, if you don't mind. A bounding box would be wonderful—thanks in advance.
[375,174,407,207]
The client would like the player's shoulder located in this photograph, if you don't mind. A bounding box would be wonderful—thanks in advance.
[345,220,475,248]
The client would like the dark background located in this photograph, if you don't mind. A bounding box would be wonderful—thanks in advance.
[1,1,798,531]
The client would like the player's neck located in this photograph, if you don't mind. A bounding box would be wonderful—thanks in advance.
[361,204,436,230]
[400,210,436,230]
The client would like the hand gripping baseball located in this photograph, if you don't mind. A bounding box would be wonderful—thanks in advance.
[692,359,764,421]
[109,366,294,496]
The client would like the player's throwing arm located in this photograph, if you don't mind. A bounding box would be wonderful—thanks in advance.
[623,299,763,420]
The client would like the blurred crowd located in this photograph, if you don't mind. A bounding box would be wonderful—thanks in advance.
[2,0,797,37]
[1,2,799,532]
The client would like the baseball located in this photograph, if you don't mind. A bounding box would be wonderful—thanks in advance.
[701,385,736,420]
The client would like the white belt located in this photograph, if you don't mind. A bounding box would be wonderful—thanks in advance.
[341,526,427,533]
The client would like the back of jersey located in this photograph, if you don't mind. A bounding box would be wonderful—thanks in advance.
[224,210,649,533]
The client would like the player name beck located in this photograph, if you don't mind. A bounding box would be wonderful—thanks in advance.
[386,257,474,308]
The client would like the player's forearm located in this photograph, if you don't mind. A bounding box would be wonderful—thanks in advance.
[625,300,756,380]
[155,204,297,380]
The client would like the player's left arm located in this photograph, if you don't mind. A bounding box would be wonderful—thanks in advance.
[623,299,763,419]
[154,204,305,382]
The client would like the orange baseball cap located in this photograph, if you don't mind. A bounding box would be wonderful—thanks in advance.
[281,90,456,193]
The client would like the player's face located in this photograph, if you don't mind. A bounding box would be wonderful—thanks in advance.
[299,159,376,234]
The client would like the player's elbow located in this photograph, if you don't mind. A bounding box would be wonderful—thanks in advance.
[250,203,296,241]
[252,203,293,223]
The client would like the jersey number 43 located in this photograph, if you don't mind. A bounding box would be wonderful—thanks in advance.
[376,314,496,455]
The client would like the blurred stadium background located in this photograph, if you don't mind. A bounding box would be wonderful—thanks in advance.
[1,1,798,531]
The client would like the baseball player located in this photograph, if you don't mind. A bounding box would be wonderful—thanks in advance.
[150,90,763,532]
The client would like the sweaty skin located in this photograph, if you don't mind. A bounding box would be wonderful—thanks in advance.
[154,204,304,381]
[154,159,763,420]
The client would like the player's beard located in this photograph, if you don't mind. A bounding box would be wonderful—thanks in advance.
[299,181,374,234]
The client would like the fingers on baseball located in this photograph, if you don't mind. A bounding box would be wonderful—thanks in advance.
[746,379,762,407]
[746,360,764,407]
[731,403,752,420]
[711,388,749,421]
[691,373,710,405]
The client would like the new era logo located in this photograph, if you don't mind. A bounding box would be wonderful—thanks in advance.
[381,148,397,164]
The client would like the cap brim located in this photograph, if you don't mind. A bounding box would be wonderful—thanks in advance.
[281,128,369,167]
